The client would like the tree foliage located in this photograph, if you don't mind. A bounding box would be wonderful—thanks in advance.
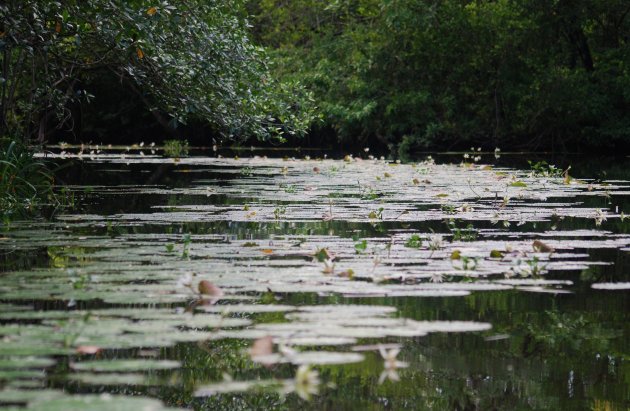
[249,0,630,153]
[0,0,315,142]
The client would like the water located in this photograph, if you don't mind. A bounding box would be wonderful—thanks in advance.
[0,149,628,410]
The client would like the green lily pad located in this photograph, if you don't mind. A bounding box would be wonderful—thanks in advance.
[70,359,181,372]
[0,388,64,404]
[27,393,183,411]
[67,373,156,386]
[252,351,365,365]
[194,379,287,396]
[0,357,56,369]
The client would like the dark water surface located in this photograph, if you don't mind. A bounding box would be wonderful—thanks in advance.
[1,150,629,410]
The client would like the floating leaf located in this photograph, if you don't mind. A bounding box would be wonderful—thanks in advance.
[70,359,180,372]
[28,393,180,411]
[252,351,365,366]
[532,240,554,253]
[489,250,505,258]
[250,335,273,358]
[194,380,284,397]
[337,269,355,278]
[313,247,333,262]
[591,282,630,290]
[198,280,223,297]
[68,373,152,386]
[0,357,55,370]
[75,346,102,355]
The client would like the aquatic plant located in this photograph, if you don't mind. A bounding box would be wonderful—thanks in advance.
[368,207,384,220]
[181,233,192,259]
[378,346,409,384]
[273,205,287,221]
[163,139,190,157]
[0,139,55,218]
[404,234,423,249]
[447,220,478,242]
[354,239,368,254]
[1,153,629,409]
[428,235,444,251]
[293,365,320,400]
[528,160,564,178]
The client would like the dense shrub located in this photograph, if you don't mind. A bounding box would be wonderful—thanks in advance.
[249,0,630,153]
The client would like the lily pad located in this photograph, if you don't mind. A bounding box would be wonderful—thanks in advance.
[70,359,181,372]
[0,357,56,369]
[27,393,183,411]
[252,351,365,365]
[591,282,630,290]
[67,373,156,386]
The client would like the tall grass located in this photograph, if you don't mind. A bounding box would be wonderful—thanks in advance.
[1,139,55,218]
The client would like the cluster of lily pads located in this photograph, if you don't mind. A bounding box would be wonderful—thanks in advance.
[1,149,628,408]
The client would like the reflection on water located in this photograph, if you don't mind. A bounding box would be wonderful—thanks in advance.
[1,149,629,410]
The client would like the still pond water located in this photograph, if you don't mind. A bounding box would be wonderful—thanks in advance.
[1,148,629,410]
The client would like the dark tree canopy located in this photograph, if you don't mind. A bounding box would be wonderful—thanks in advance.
[249,0,630,153]
[0,0,315,143]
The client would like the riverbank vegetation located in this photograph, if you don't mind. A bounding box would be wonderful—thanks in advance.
[0,0,315,145]
[0,139,55,219]
[2,1,629,151]
[248,0,630,153]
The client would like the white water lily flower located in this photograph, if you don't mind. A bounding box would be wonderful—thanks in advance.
[176,273,193,289]
[278,344,297,359]
[430,273,444,283]
[428,235,443,251]
[294,365,320,401]
[594,209,607,227]
[378,347,408,384]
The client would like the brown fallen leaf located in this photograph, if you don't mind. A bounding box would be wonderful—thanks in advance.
[76,345,101,355]
[250,335,273,358]
[198,280,224,297]
[532,240,554,253]
[321,261,335,275]
[337,269,355,278]
[261,249,274,255]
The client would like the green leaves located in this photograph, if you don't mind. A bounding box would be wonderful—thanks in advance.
[354,239,367,253]
[1,0,313,144]
[252,0,630,152]
[404,235,423,249]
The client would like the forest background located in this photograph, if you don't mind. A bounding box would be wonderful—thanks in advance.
[1,0,629,156]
